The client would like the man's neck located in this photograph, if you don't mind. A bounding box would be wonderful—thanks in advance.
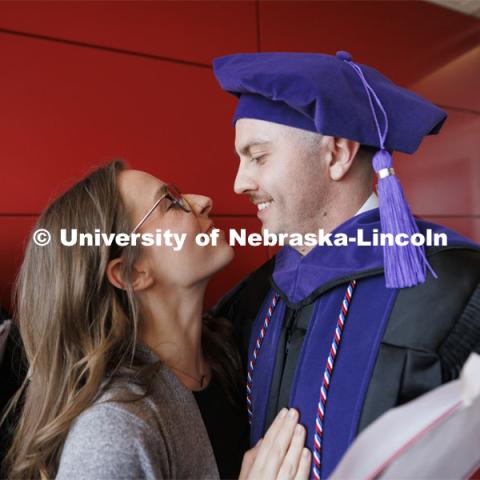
[354,192,378,216]
[294,191,377,255]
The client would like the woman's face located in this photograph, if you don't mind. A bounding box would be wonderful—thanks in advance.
[117,169,233,289]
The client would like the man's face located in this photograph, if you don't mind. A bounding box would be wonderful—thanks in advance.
[234,118,331,237]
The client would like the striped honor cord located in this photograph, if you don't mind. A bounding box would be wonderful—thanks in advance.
[312,280,357,480]
[246,292,280,424]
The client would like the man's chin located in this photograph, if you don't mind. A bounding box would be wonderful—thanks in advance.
[261,223,281,236]
[259,212,287,236]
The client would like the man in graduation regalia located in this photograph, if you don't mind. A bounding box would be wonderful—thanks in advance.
[211,51,480,479]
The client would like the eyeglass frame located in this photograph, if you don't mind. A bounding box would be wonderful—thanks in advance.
[131,184,191,234]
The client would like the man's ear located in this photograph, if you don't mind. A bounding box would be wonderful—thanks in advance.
[106,257,154,291]
[327,137,360,181]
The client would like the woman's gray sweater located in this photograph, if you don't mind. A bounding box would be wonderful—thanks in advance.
[56,348,220,479]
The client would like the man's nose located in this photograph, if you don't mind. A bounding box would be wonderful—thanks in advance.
[234,162,257,195]
[185,194,212,217]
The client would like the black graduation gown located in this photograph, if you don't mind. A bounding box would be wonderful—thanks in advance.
[212,221,480,475]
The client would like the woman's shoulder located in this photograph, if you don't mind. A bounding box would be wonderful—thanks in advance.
[58,362,200,453]
[67,396,162,443]
[78,364,187,436]
[57,366,218,479]
[86,387,166,438]
[56,381,171,479]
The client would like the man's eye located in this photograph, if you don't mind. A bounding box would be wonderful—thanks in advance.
[251,155,266,164]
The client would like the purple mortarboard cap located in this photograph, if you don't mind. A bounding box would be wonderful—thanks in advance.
[213,51,448,288]
[213,51,446,154]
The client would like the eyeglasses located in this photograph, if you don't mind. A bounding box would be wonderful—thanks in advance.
[132,184,191,234]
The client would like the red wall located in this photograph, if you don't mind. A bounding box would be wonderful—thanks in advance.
[0,1,479,313]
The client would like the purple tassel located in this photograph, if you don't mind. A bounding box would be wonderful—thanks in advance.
[343,57,437,289]
[373,150,436,288]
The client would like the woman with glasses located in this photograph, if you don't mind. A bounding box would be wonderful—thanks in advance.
[3,160,310,479]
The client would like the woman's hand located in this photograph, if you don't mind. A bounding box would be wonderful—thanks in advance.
[239,408,311,480]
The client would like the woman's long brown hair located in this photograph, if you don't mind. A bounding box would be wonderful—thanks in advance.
[2,160,242,478]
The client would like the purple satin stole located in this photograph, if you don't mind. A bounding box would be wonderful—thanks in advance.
[247,209,476,478]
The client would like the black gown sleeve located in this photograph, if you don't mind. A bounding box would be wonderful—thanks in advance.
[358,248,480,433]
[439,281,480,381]
[210,258,275,372]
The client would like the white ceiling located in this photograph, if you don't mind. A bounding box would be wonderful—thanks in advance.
[426,0,480,18]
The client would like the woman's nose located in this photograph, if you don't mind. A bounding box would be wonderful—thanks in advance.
[185,194,212,217]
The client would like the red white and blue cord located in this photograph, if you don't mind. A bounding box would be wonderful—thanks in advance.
[312,280,357,480]
[246,291,280,423]
[246,280,357,480]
